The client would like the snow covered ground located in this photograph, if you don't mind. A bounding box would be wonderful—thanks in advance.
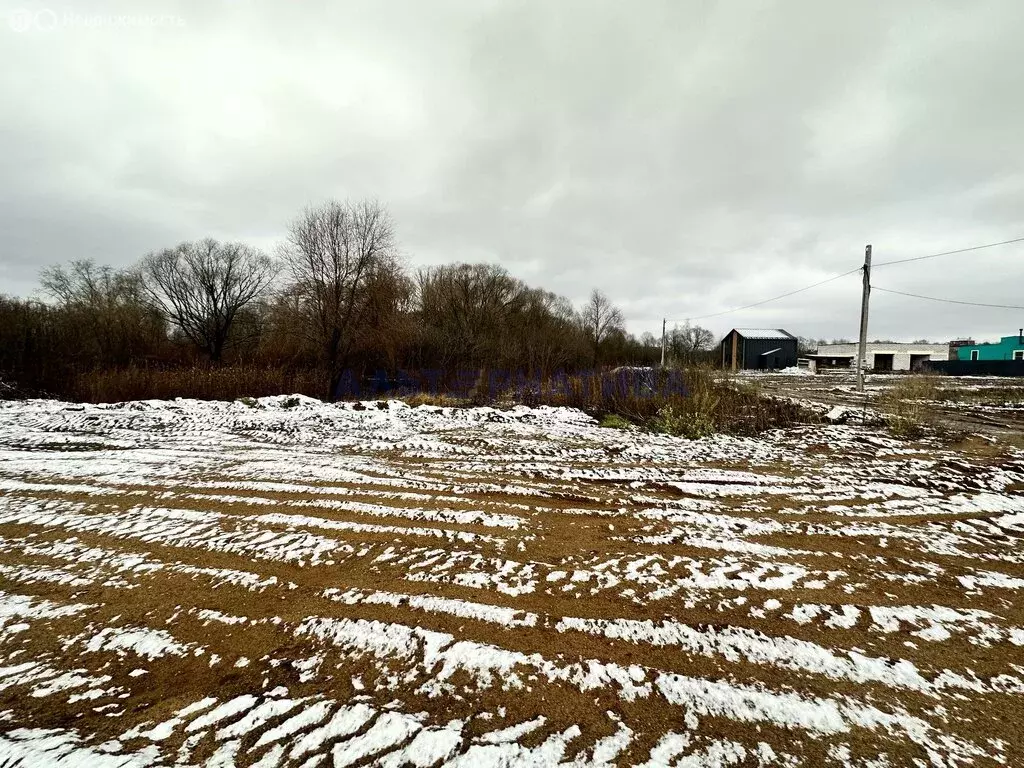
[0,396,1022,766]
[750,371,1024,441]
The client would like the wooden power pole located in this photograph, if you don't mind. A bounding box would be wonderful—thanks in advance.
[660,318,667,367]
[856,244,872,393]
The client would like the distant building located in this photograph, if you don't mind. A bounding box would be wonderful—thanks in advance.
[719,329,797,371]
[808,341,948,373]
[956,331,1024,361]
[948,339,976,360]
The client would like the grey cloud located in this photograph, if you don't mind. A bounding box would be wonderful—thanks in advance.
[0,0,1021,343]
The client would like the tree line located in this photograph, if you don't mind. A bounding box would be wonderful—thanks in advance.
[0,199,719,400]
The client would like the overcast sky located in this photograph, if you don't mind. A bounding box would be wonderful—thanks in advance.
[2,0,1022,344]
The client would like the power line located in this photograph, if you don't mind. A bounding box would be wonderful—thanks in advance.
[874,285,1024,310]
[667,267,861,323]
[873,236,1024,267]
[662,234,1023,327]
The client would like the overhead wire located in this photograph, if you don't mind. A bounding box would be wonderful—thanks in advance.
[661,235,1023,324]
[873,286,1024,311]
[665,267,861,323]
[872,236,1024,267]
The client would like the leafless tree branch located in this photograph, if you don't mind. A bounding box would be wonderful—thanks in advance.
[140,239,277,362]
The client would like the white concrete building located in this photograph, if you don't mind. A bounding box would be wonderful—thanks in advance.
[809,342,950,373]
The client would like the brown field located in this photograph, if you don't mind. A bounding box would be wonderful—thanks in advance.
[0,395,1022,766]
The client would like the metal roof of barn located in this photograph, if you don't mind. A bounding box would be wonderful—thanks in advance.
[731,328,796,340]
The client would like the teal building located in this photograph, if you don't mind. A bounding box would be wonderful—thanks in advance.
[957,331,1024,361]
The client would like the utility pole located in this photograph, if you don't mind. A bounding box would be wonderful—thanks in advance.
[660,318,667,367]
[856,244,872,393]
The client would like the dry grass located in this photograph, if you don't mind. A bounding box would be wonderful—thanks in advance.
[399,392,470,408]
[72,365,329,403]
[936,385,1024,406]
[499,366,815,438]
[878,374,942,438]
[65,365,816,440]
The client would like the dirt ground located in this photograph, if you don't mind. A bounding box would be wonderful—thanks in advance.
[0,395,1022,766]
[751,370,1024,441]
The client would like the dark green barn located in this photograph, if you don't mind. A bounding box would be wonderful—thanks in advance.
[720,328,798,371]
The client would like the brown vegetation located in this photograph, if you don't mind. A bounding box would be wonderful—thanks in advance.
[8,198,792,443]
[879,374,942,438]
[2,198,685,404]
[530,367,813,437]
[70,365,329,403]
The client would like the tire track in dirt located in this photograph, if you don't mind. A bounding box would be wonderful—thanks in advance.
[0,397,1022,765]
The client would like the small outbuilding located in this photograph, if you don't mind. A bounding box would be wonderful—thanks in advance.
[810,341,949,373]
[956,331,1024,361]
[720,328,798,371]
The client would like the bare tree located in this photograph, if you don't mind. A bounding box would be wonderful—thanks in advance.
[42,259,121,308]
[354,258,416,371]
[415,263,529,369]
[797,336,817,356]
[140,239,276,362]
[516,288,586,375]
[41,259,162,364]
[281,199,399,398]
[667,322,716,364]
[581,289,624,367]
